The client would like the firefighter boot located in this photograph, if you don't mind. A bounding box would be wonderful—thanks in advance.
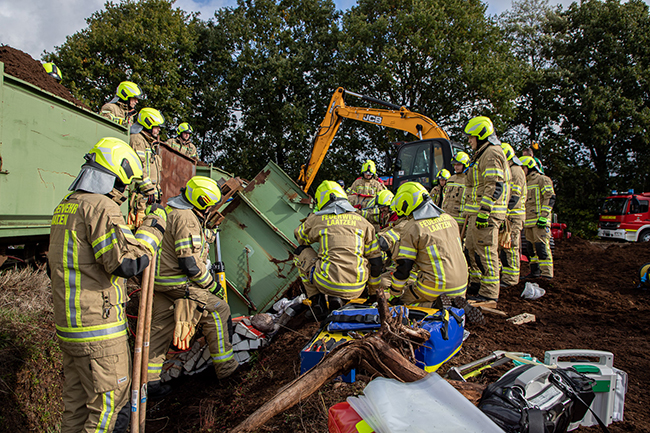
[524,263,541,279]
[306,294,328,322]
[467,282,481,296]
[327,296,345,312]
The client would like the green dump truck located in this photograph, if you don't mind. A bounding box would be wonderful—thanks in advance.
[0,61,131,265]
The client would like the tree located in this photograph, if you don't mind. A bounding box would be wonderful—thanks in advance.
[332,0,522,172]
[200,0,343,182]
[45,0,203,137]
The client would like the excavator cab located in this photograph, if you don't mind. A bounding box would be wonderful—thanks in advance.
[392,138,461,191]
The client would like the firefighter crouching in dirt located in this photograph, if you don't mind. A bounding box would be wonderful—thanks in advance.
[358,189,395,232]
[167,122,198,159]
[429,169,450,207]
[129,107,165,228]
[100,81,143,126]
[48,138,166,433]
[463,116,511,303]
[520,156,556,279]
[147,176,238,395]
[442,152,470,228]
[294,181,383,321]
[386,182,468,307]
[346,159,386,209]
[499,143,527,288]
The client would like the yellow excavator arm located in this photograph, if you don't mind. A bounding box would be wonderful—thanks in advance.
[297,87,449,192]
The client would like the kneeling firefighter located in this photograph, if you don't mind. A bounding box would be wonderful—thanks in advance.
[147,176,237,395]
[388,182,468,306]
[294,181,383,321]
[49,137,166,433]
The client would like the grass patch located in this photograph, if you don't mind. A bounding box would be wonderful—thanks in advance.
[0,266,63,432]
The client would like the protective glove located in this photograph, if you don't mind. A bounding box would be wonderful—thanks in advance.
[147,203,167,222]
[173,298,206,351]
[138,179,156,197]
[476,212,490,229]
[536,216,548,228]
[293,244,310,256]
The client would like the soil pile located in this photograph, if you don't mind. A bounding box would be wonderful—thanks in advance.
[147,237,650,433]
[0,45,87,108]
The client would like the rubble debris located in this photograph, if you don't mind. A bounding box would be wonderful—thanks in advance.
[506,313,536,325]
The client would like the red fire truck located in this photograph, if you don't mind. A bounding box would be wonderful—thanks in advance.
[598,190,650,242]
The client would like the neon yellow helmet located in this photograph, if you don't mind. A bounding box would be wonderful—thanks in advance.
[43,62,62,81]
[137,108,165,130]
[501,143,517,161]
[368,189,394,208]
[464,116,494,141]
[314,180,347,211]
[184,176,222,211]
[391,182,429,217]
[520,155,538,170]
[88,137,143,185]
[116,81,143,101]
[451,151,470,167]
[437,169,451,180]
[361,159,377,175]
[177,122,193,135]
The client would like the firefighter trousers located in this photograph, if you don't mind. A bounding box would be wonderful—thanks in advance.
[465,214,505,300]
[61,340,131,433]
[499,218,524,286]
[295,247,366,300]
[524,226,553,278]
[147,285,237,382]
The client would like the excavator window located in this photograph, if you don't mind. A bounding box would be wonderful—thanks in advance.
[395,140,445,190]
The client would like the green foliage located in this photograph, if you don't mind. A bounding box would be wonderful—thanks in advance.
[45,0,202,133]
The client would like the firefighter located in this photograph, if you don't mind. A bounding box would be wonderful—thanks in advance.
[294,181,383,320]
[167,122,198,159]
[499,143,526,287]
[387,182,468,306]
[48,137,166,433]
[100,81,143,126]
[129,108,165,228]
[43,62,62,81]
[359,189,396,231]
[520,156,555,279]
[429,169,451,207]
[442,152,470,228]
[147,176,238,392]
[463,116,511,303]
[346,159,386,209]
[522,146,545,174]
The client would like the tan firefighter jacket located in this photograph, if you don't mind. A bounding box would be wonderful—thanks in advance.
[154,206,220,295]
[131,131,163,198]
[347,178,385,208]
[429,185,443,207]
[391,213,467,298]
[100,101,136,126]
[167,137,198,159]
[508,163,526,224]
[49,190,165,355]
[464,143,511,218]
[525,171,555,228]
[378,217,410,261]
[295,211,382,295]
[441,172,467,225]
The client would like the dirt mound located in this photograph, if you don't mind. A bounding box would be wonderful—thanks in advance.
[0,45,87,108]
[145,237,650,433]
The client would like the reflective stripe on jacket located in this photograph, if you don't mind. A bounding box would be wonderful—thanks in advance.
[391,213,468,298]
[507,164,526,223]
[441,172,466,224]
[465,143,511,216]
[155,207,217,292]
[294,212,381,294]
[525,171,555,228]
[99,101,134,126]
[166,137,198,159]
[49,191,160,352]
[130,132,162,194]
[347,178,385,208]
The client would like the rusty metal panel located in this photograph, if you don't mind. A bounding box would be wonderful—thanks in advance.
[217,162,314,317]
[158,142,196,204]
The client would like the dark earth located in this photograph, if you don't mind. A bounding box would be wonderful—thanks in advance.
[1,45,649,433]
[144,237,650,432]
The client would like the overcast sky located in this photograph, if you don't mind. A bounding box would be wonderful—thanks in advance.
[0,0,604,60]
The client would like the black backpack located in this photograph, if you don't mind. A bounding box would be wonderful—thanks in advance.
[478,364,609,433]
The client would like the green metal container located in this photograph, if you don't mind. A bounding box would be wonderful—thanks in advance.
[217,162,314,317]
[0,62,130,247]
